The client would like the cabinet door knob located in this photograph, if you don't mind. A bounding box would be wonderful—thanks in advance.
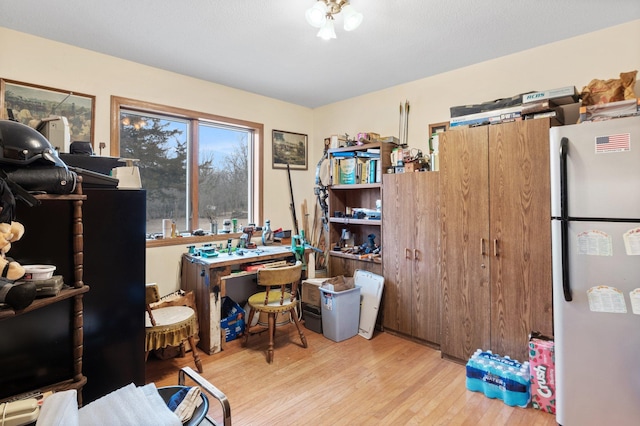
[480,238,486,256]
[405,248,412,259]
[494,239,499,257]
[414,249,419,261]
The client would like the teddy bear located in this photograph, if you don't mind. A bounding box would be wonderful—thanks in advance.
[0,221,26,280]
[0,221,36,310]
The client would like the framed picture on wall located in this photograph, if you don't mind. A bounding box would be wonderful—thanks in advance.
[0,79,95,145]
[428,121,449,136]
[272,129,308,170]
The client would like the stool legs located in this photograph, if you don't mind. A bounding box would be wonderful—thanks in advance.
[267,313,275,363]
[188,336,203,373]
[290,308,308,348]
[243,308,256,346]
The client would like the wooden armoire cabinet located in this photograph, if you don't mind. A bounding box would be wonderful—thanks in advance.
[439,118,553,363]
[382,171,440,345]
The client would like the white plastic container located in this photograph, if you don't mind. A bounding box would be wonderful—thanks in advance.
[320,285,361,342]
[22,265,56,280]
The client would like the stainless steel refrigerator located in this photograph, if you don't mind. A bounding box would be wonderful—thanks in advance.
[550,115,640,426]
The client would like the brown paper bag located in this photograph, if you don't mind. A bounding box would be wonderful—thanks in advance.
[581,70,637,106]
[321,275,355,292]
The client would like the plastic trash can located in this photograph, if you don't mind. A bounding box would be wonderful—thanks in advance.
[319,286,361,342]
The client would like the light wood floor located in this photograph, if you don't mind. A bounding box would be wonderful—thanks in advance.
[145,325,557,425]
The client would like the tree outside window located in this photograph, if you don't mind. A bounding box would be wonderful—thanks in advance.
[118,109,253,236]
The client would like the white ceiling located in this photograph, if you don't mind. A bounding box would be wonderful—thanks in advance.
[1,1,639,108]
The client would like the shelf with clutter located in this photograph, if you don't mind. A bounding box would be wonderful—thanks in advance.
[326,135,393,276]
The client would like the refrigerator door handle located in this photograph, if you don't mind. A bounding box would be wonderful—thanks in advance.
[560,137,572,302]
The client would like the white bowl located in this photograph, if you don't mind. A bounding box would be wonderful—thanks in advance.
[23,264,56,280]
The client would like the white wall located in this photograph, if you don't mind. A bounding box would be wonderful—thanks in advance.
[2,20,639,294]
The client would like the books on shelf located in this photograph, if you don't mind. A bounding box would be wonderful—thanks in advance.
[339,158,356,184]
[331,151,356,158]
[355,150,380,158]
[331,156,380,185]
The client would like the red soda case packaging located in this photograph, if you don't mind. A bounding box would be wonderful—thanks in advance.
[528,334,556,415]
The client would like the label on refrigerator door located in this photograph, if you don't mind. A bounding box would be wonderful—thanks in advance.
[594,132,630,153]
[623,228,640,255]
[630,289,640,315]
[577,230,613,256]
[587,286,627,313]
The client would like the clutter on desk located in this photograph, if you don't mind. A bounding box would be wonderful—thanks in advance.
[261,219,274,245]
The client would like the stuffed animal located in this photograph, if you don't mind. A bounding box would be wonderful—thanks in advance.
[0,221,25,280]
[0,221,35,310]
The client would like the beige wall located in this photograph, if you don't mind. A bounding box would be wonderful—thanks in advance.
[2,20,639,294]
[314,20,640,157]
[0,27,316,295]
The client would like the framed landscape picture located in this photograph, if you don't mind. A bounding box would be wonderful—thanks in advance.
[0,79,95,145]
[272,129,308,170]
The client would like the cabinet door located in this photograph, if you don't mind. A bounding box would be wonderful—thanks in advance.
[412,172,440,344]
[440,127,491,361]
[488,120,553,361]
[382,173,414,334]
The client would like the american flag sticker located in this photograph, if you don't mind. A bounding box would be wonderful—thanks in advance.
[595,133,630,153]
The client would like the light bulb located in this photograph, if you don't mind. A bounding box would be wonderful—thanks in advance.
[306,2,328,28]
[317,19,337,40]
[341,4,363,31]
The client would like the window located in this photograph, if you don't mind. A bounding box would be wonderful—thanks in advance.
[111,96,264,237]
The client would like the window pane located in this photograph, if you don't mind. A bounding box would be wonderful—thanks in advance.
[198,123,251,232]
[120,111,188,234]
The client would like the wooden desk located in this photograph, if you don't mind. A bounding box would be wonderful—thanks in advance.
[181,246,302,355]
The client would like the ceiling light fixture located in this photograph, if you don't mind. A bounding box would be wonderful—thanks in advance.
[305,1,363,40]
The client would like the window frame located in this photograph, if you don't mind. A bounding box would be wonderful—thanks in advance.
[110,96,264,247]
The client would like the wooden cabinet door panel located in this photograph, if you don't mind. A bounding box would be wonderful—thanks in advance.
[440,127,491,361]
[488,120,553,361]
[382,173,414,334]
[412,172,441,343]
